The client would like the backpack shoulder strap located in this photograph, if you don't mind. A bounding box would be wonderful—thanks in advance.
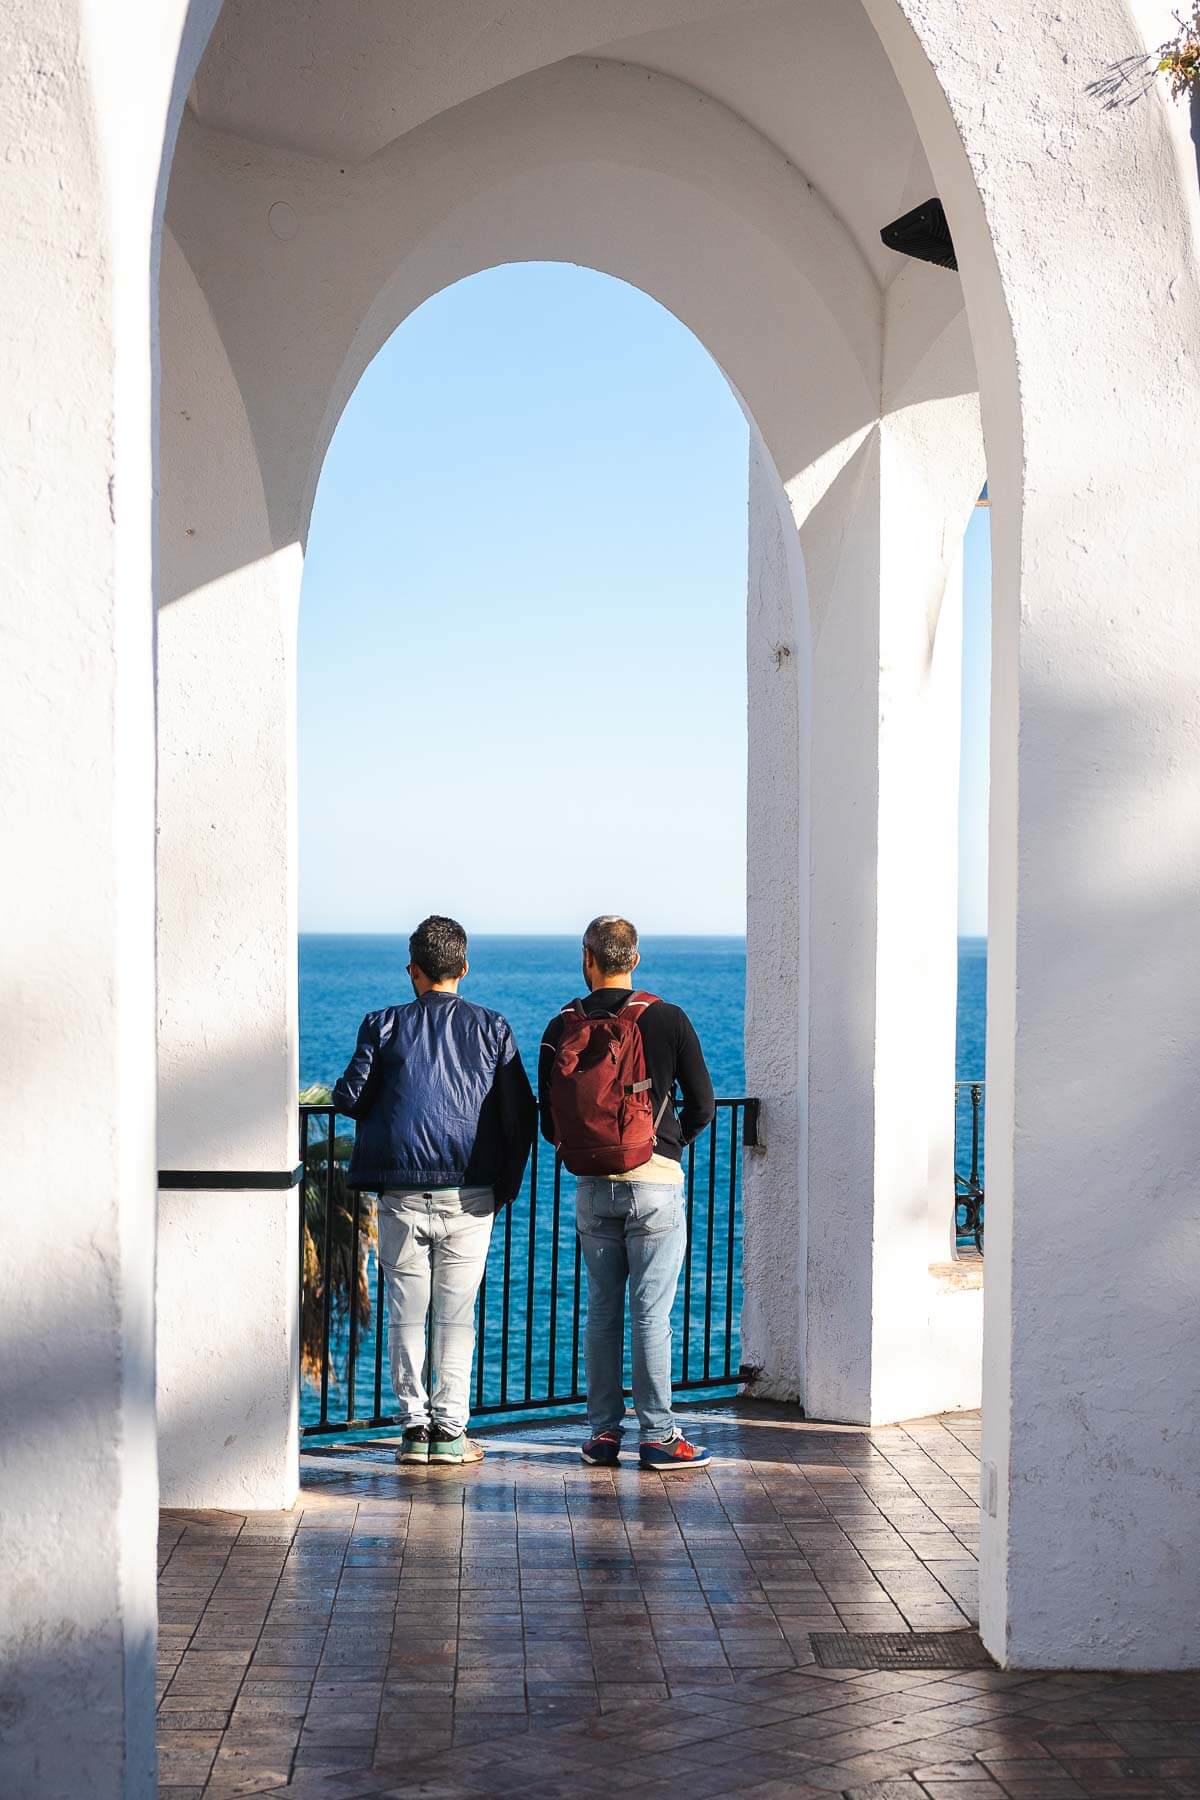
[543,1000,587,1062]
[637,994,675,1129]
[618,989,659,1015]
[617,993,672,1129]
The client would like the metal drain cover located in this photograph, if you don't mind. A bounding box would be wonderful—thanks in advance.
[809,1630,992,1671]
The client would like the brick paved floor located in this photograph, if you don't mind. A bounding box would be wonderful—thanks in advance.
[157,1404,1200,1799]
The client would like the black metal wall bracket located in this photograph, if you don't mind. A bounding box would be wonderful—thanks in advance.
[880,197,958,271]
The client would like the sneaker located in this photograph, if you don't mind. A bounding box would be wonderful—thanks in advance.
[580,1431,621,1467]
[397,1424,430,1464]
[428,1425,485,1464]
[639,1433,711,1472]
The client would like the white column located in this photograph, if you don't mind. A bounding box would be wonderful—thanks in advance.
[155,227,301,1510]
[0,3,212,1793]
[974,148,1200,1668]
[741,428,810,1400]
[868,0,1200,1668]
[976,286,1200,1664]
[802,432,883,1423]
[924,544,965,1263]
[869,372,983,1425]
[801,268,984,1424]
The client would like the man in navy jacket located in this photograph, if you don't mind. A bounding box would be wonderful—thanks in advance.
[334,915,534,1465]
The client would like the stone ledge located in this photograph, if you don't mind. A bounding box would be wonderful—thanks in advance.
[929,1259,983,1291]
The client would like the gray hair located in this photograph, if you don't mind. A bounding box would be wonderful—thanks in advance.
[583,915,639,976]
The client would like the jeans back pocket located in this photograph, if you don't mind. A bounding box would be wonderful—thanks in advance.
[629,1182,684,1234]
[575,1178,633,1230]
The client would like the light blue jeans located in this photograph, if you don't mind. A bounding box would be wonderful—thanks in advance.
[575,1177,687,1444]
[378,1187,495,1437]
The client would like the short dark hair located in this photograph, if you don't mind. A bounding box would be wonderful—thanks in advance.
[409,914,468,982]
[583,915,639,976]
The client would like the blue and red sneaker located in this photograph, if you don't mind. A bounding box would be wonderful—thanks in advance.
[639,1433,711,1472]
[580,1430,621,1467]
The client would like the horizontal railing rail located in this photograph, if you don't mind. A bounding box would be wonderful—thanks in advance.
[299,1097,760,1436]
[954,1079,985,1254]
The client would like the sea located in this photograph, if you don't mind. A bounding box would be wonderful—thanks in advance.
[301,932,987,1094]
[299,933,987,1429]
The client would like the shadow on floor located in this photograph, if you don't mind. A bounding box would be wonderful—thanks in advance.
[156,1404,1200,1798]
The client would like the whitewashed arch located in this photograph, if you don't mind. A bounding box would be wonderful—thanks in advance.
[156,56,863,1513]
[155,0,1200,1677]
[165,54,882,550]
[5,0,1200,1789]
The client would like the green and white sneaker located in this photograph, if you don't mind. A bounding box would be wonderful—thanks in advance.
[397,1424,431,1464]
[428,1424,485,1464]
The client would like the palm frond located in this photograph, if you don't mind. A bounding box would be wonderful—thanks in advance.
[299,1129,376,1385]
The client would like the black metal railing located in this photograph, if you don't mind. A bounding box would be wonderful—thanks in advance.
[299,1097,760,1436]
[954,1080,985,1254]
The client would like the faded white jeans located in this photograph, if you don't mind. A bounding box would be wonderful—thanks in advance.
[377,1186,495,1437]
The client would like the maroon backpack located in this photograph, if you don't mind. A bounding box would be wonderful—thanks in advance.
[547,992,671,1176]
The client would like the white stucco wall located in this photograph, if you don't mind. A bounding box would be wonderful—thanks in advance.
[156,225,300,1508]
[0,1,218,1792]
[800,432,881,1423]
[797,260,984,1426]
[869,267,984,1423]
[867,0,1200,1668]
[742,427,810,1400]
[157,1191,299,1508]
[926,546,965,1266]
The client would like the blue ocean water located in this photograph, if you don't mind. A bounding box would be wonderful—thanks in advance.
[301,932,987,1093]
[300,934,752,1096]
[956,936,986,1082]
[298,934,987,1428]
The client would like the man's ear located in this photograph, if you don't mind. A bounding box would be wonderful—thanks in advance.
[459,959,469,980]
[631,950,641,972]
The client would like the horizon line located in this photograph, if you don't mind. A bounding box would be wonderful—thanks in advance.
[298,928,749,938]
[298,927,990,939]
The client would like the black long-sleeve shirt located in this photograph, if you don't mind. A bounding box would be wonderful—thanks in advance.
[537,989,715,1164]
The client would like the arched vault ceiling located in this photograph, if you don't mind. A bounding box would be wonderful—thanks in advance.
[191,0,932,285]
[601,0,933,284]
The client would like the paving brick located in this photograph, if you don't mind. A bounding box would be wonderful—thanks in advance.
[153,1409,1198,1800]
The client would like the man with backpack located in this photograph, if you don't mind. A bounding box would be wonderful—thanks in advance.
[333,915,535,1466]
[539,915,715,1470]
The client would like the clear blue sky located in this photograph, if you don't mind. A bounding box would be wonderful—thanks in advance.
[299,262,990,937]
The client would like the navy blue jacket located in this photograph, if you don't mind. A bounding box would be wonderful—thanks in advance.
[332,991,536,1205]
